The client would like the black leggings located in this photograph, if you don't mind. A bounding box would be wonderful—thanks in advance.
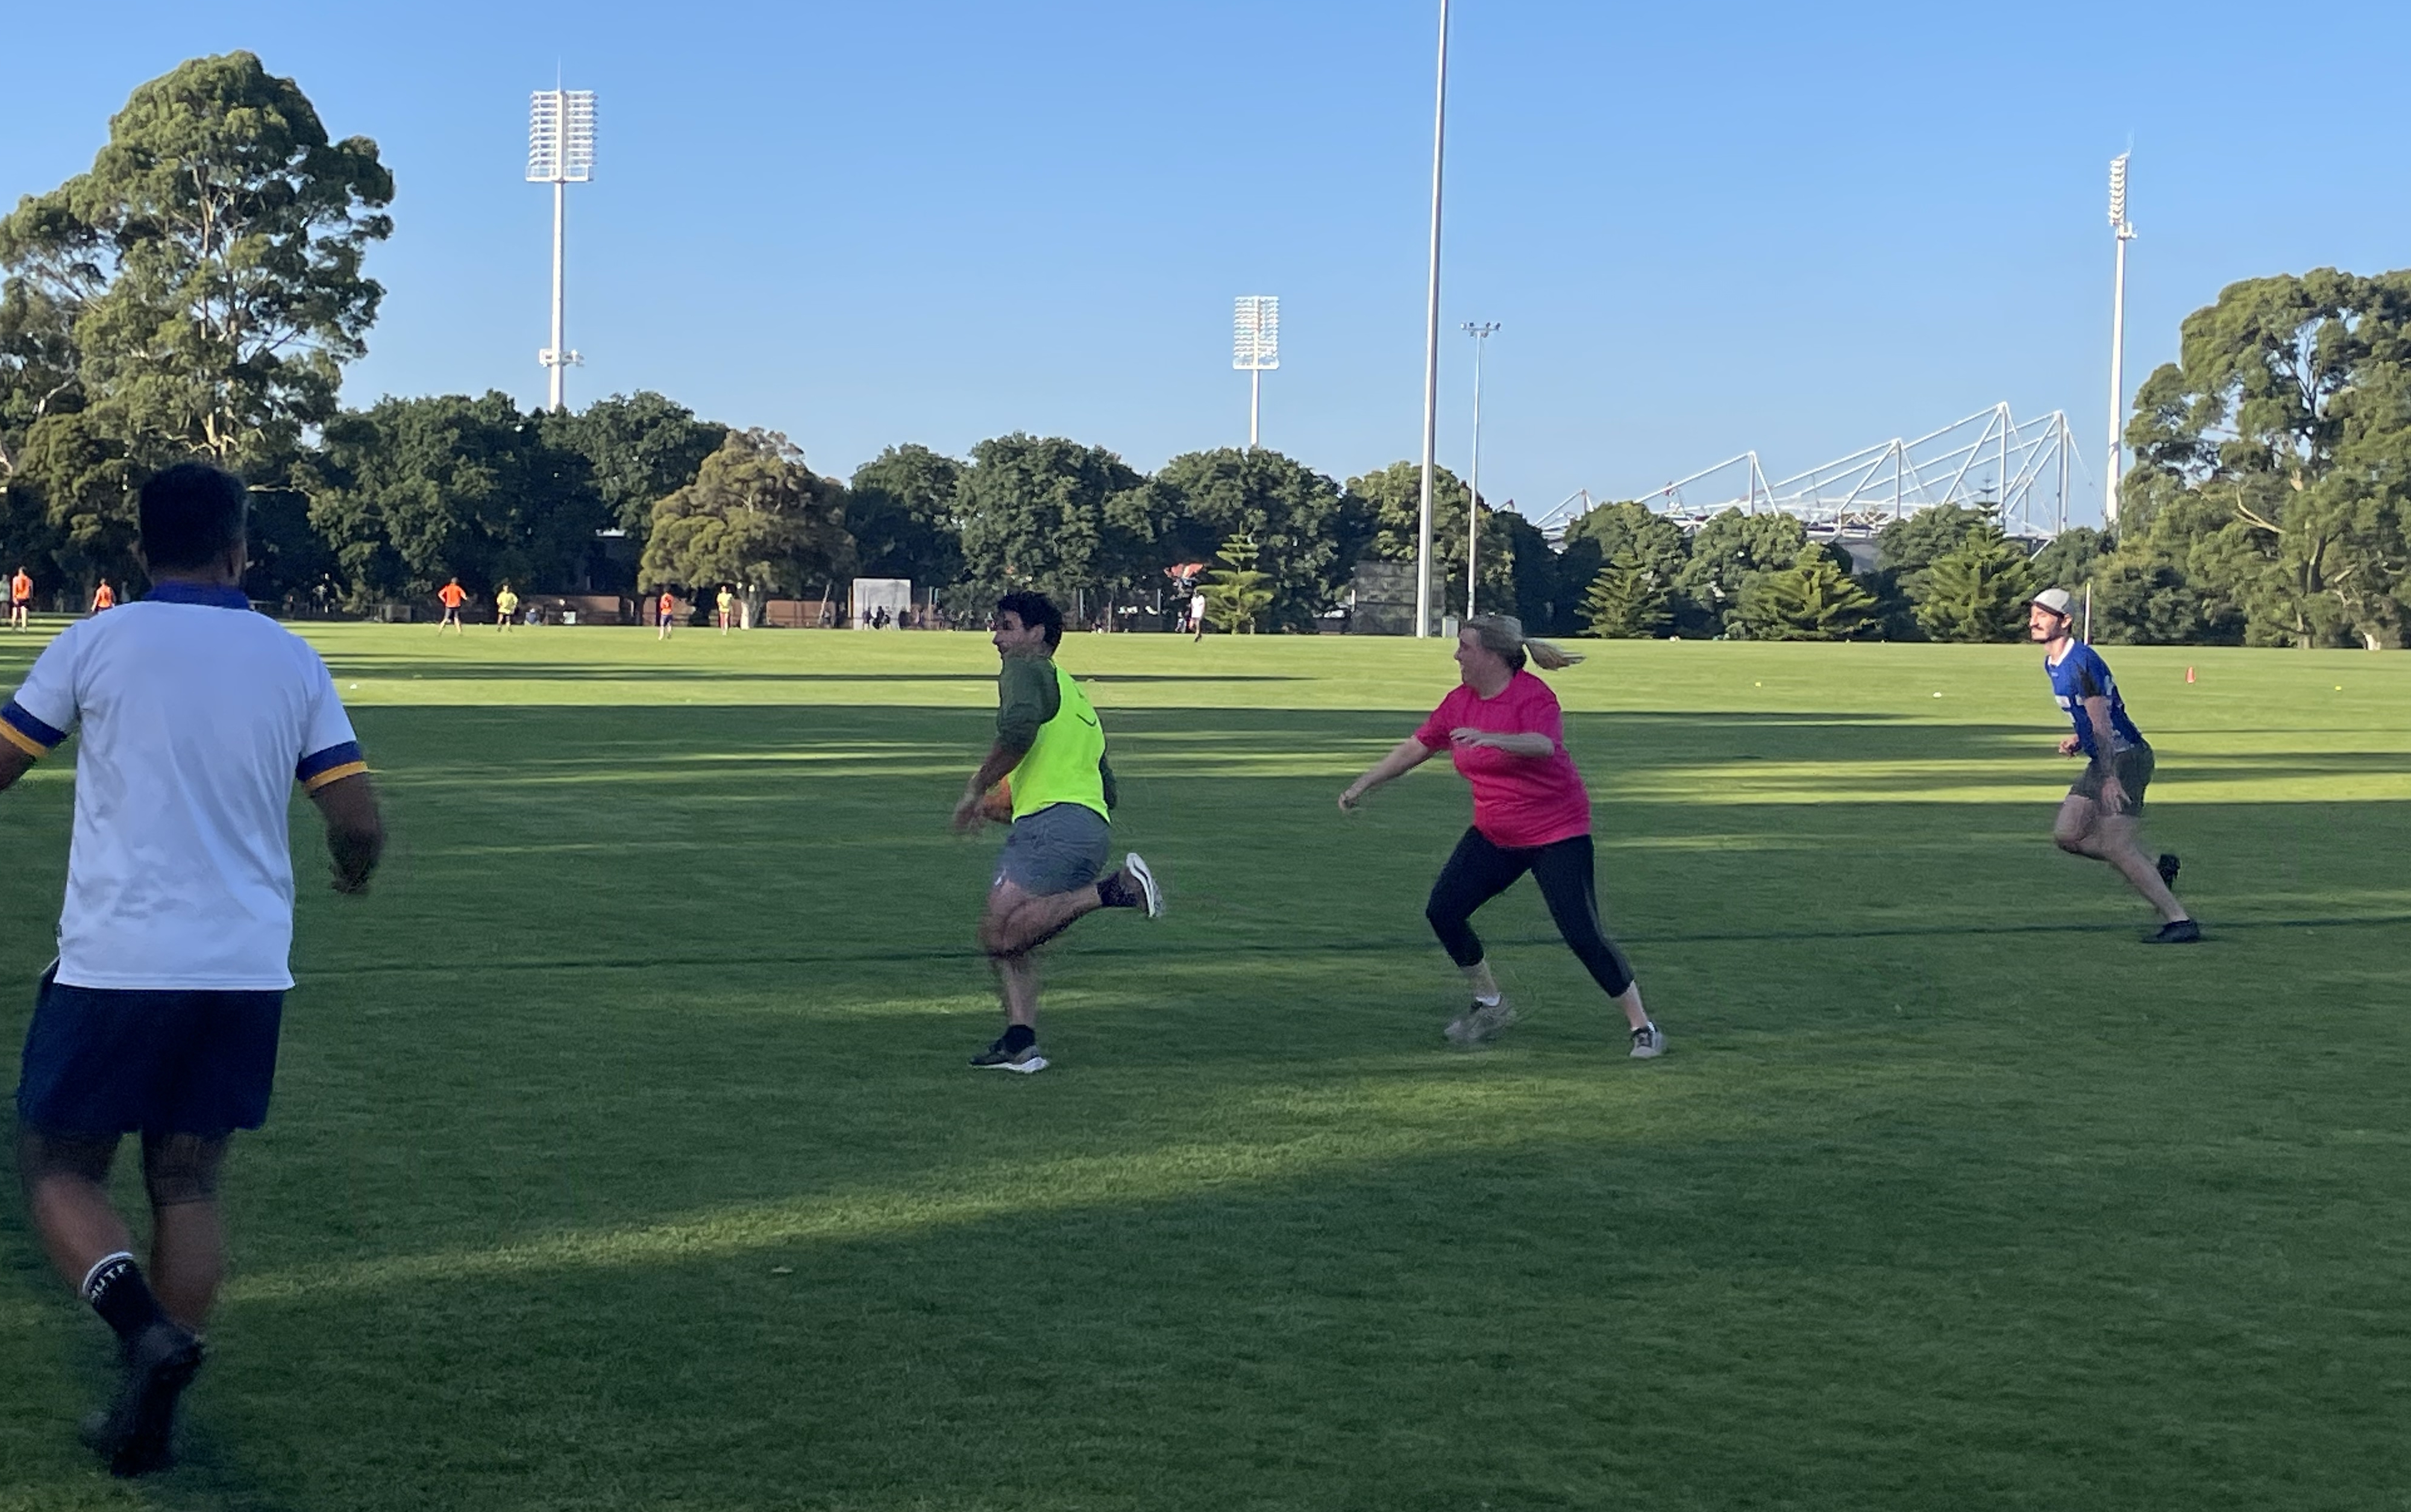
[1425,829,1635,997]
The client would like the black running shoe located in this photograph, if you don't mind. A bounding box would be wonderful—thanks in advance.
[2143,918,2202,945]
[2157,853,2181,888]
[969,1037,1049,1074]
[86,1320,202,1476]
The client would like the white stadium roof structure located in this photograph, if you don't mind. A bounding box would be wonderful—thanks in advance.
[1536,404,2083,542]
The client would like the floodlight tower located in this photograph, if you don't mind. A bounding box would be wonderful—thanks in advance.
[528,89,597,413]
[1415,0,1452,636]
[1461,321,1498,617]
[2104,152,2134,529]
[1234,296,1281,449]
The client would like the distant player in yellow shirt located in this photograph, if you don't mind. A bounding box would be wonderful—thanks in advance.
[716,586,736,634]
[495,584,519,631]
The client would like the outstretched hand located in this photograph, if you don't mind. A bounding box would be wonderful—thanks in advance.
[950,795,986,834]
[1337,785,1364,813]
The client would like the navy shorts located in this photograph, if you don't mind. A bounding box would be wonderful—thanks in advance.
[14,968,284,1138]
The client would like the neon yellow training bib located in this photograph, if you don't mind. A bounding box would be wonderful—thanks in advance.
[1008,662,1108,821]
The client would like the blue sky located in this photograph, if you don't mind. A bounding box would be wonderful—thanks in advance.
[5,1,2408,528]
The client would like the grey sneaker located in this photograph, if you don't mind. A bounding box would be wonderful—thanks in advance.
[1461,998,1519,1044]
[970,1037,1049,1074]
[1629,1023,1665,1059]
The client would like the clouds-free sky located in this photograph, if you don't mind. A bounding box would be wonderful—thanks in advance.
[5,1,2406,527]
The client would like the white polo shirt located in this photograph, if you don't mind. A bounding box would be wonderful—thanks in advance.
[2,583,365,991]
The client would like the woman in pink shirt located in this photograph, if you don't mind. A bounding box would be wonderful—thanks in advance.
[1339,615,1663,1058]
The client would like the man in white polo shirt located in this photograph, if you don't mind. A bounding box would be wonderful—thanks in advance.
[1,461,384,1476]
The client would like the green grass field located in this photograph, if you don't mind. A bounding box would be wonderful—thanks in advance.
[1,624,2407,1511]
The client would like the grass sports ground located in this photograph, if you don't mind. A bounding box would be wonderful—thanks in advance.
[1,624,2406,1511]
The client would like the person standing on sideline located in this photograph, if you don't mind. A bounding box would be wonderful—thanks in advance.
[1339,614,1664,1057]
[494,583,519,631]
[716,585,736,635]
[2,462,384,1476]
[657,588,678,640]
[2028,588,2198,942]
[90,581,115,615]
[11,566,34,630]
[1189,589,1208,641]
[950,591,1162,1073]
[435,577,467,633]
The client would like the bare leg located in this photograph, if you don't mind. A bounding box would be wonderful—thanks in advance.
[2054,797,2188,921]
[1461,960,1501,1000]
[142,1134,229,1331]
[24,1178,135,1292]
[1611,982,1650,1033]
[977,878,1115,1035]
[991,954,1042,1027]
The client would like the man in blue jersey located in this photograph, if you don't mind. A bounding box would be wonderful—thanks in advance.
[2028,588,2197,943]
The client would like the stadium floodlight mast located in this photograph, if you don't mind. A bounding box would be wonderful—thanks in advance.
[1461,321,1498,617]
[1233,296,1281,449]
[2104,152,2135,529]
[1415,0,1452,637]
[528,88,597,413]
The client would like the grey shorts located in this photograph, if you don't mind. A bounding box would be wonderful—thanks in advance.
[994,802,1111,896]
[2069,742,2154,814]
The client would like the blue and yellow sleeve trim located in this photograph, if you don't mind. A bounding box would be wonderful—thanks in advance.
[297,740,369,792]
[0,700,65,759]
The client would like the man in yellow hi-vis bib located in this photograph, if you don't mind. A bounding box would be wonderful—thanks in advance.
[950,591,1164,1073]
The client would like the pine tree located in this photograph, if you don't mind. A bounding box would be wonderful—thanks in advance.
[1911,523,2036,642]
[1580,547,1670,638]
[1201,533,1274,633]
[1738,546,1880,641]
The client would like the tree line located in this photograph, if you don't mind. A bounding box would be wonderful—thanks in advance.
[4,54,2404,644]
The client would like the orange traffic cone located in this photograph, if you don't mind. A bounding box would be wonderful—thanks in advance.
[2186,666,2196,684]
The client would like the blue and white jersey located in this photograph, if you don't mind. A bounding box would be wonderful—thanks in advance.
[2045,642,2144,758]
[2,582,363,991]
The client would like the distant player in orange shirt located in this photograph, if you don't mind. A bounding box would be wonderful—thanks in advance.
[90,581,115,615]
[656,589,677,641]
[10,567,33,631]
[436,577,467,633]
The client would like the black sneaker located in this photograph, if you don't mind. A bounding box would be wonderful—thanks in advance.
[969,1037,1048,1074]
[84,1320,202,1476]
[2143,918,2202,945]
[2157,853,2181,888]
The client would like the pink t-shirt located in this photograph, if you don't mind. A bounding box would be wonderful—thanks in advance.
[1413,669,1591,849]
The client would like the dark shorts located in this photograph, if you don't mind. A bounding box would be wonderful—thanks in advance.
[994,802,1111,896]
[2069,742,2154,814]
[14,968,284,1138]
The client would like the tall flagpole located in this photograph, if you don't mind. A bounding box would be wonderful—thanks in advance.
[1415,0,1451,637]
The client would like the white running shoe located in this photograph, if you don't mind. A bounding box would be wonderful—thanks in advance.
[1122,853,1165,919]
[1629,1023,1666,1059]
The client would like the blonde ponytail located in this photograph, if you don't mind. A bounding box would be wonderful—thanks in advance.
[1463,613,1583,672]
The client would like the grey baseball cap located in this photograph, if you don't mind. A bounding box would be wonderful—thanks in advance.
[2030,586,2075,616]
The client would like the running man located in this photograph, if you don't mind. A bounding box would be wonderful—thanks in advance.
[494,583,519,630]
[2029,587,2198,942]
[1339,614,1664,1057]
[950,591,1162,1073]
[657,588,677,640]
[2,462,384,1475]
[436,577,467,633]
[11,566,34,630]
[90,581,115,615]
[716,585,736,634]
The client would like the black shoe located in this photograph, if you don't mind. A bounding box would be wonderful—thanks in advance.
[2143,918,2202,945]
[2157,853,2181,888]
[86,1320,202,1476]
[968,1037,1048,1074]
